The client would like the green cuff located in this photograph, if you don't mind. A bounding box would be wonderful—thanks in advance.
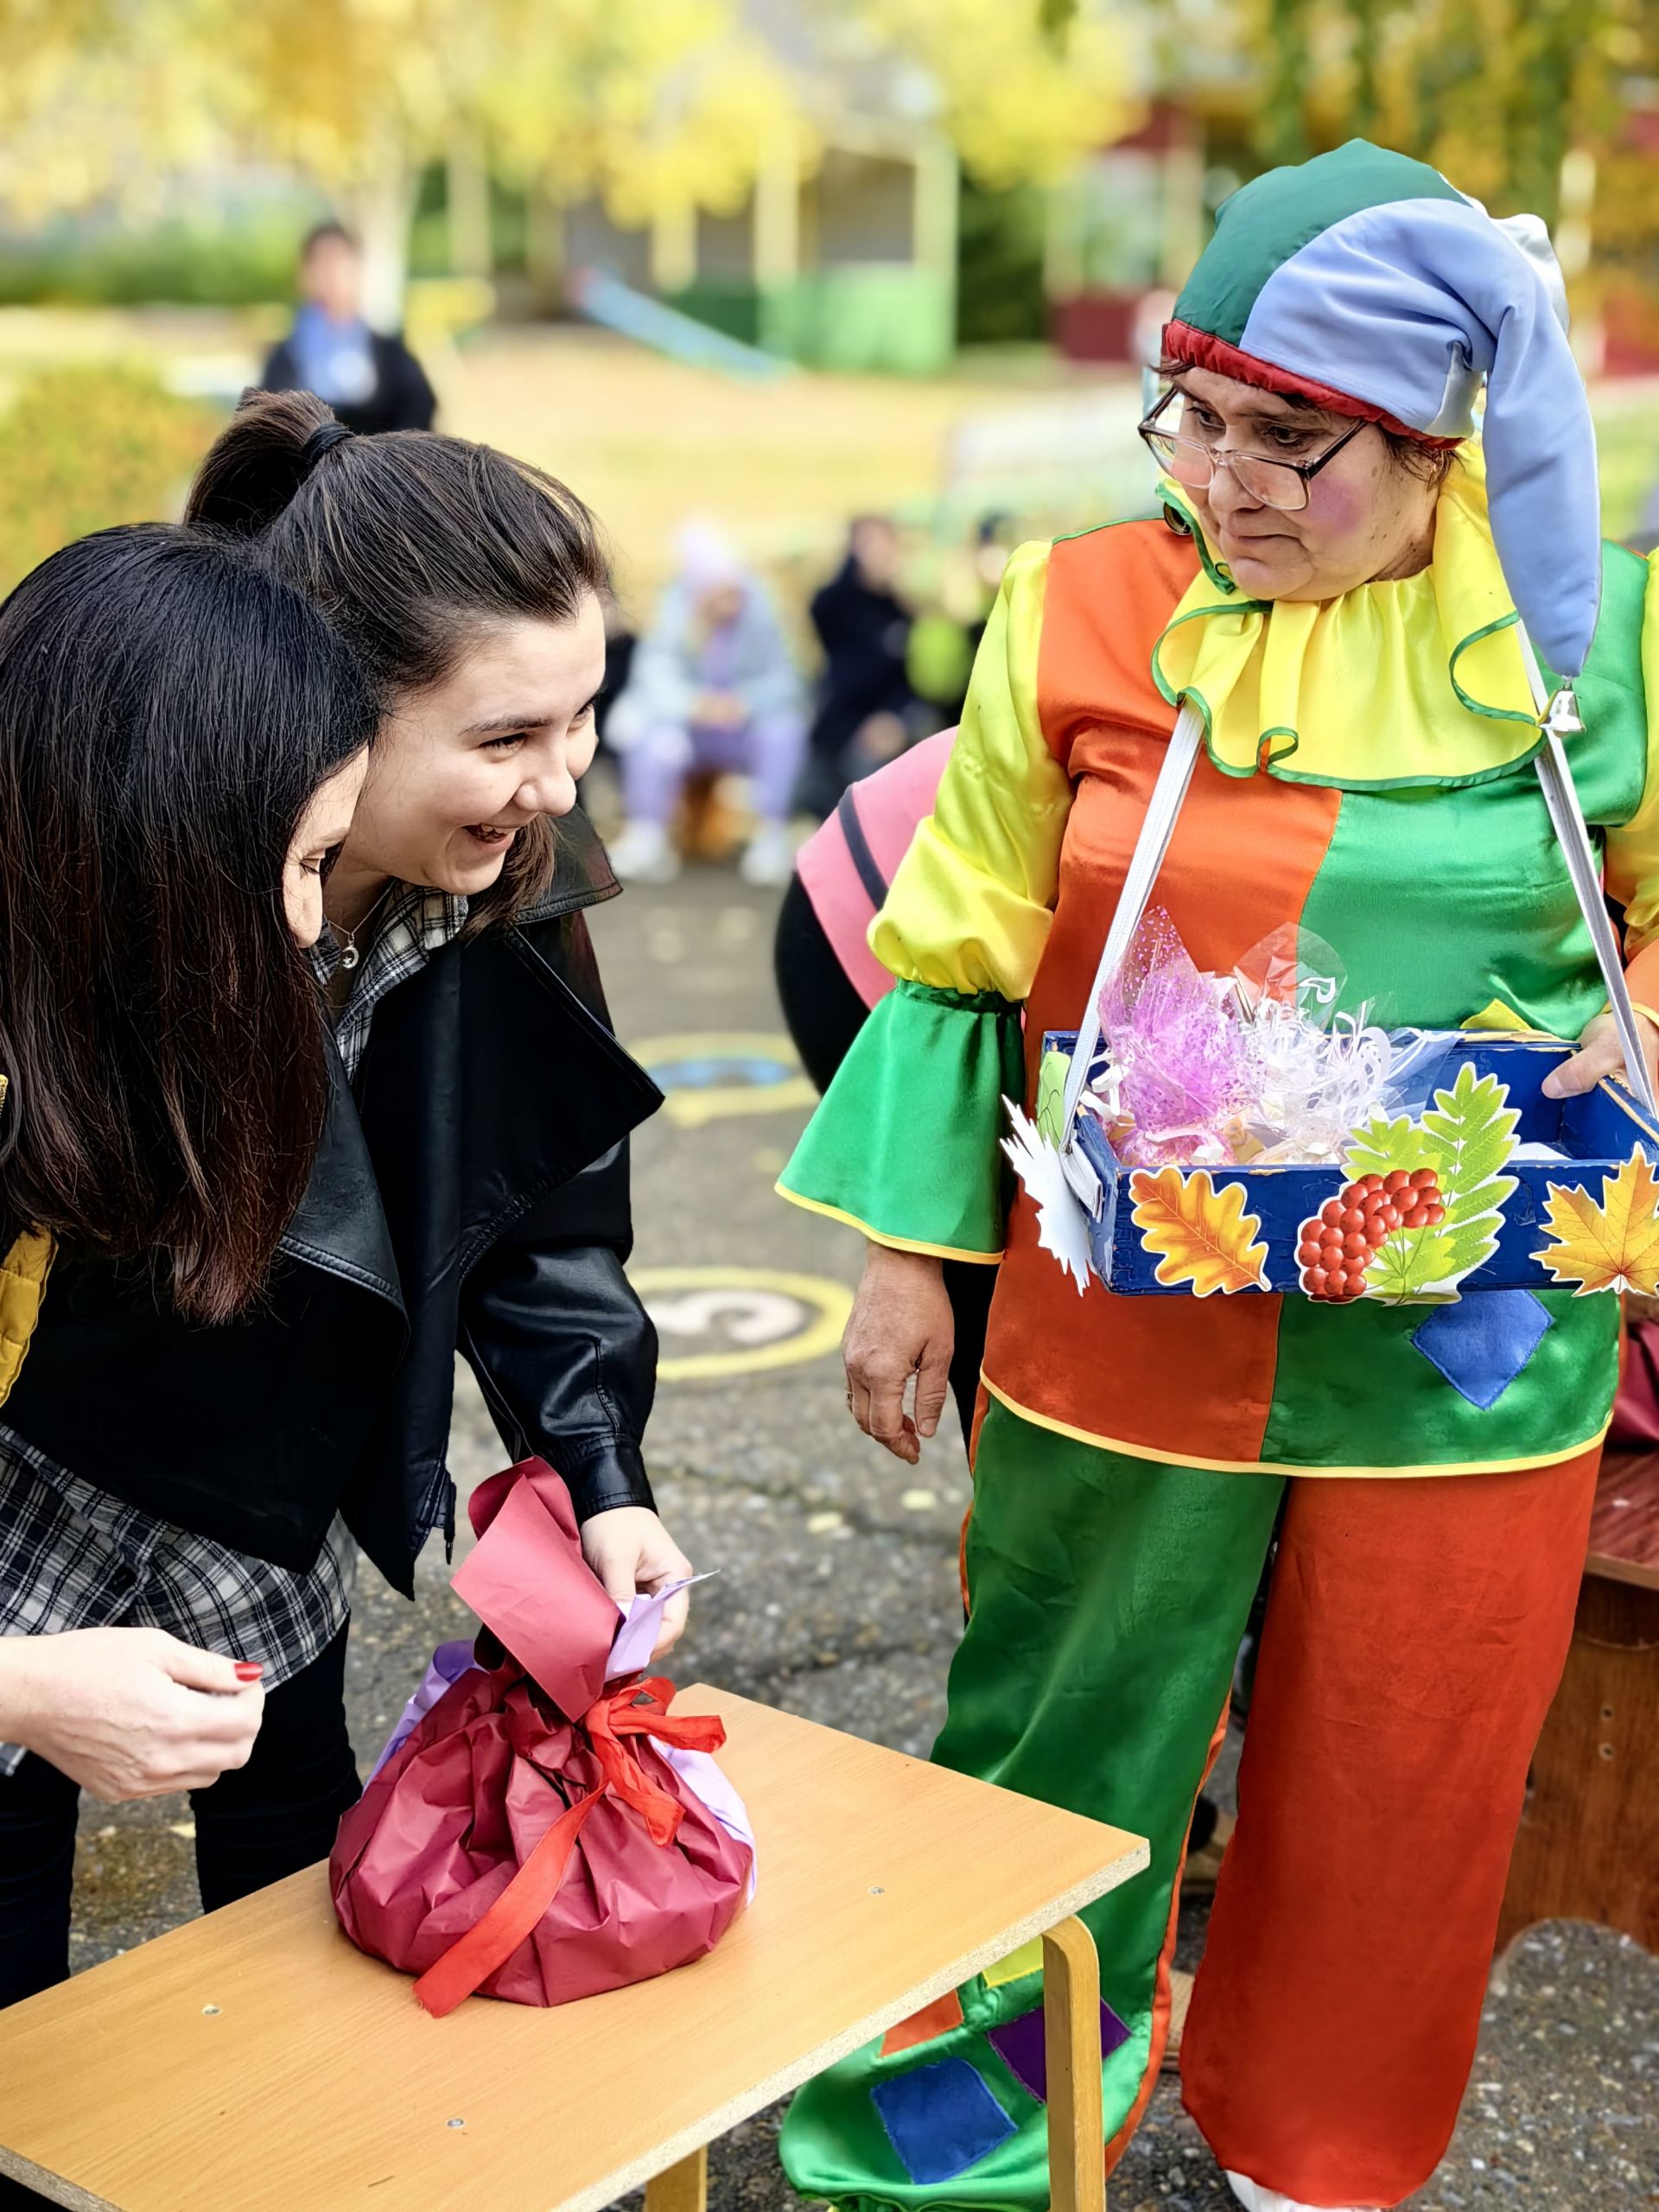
[778,981,1022,1261]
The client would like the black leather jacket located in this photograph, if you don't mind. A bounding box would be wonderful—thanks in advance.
[3,817,663,1596]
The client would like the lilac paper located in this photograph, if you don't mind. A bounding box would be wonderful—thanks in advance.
[655,1739,759,1901]
[367,1639,477,1781]
[605,1573,717,1681]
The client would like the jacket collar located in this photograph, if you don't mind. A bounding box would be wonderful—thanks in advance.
[278,1037,405,1313]
[510,806,621,927]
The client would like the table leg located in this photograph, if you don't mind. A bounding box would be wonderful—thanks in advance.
[645,2145,708,2212]
[1044,1916,1106,2212]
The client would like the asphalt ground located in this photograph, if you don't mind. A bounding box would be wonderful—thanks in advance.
[62,861,1658,2211]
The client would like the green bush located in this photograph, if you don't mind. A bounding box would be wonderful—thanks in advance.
[0,209,313,309]
[0,365,221,597]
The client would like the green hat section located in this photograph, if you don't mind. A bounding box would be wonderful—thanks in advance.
[1173,142,1465,353]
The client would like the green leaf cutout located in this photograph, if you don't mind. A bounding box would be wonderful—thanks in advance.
[1355,1062,1519,1305]
[1036,1049,1071,1148]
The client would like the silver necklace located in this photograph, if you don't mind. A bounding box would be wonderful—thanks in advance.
[333,882,393,973]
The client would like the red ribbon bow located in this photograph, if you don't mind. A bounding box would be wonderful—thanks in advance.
[413,1676,727,2018]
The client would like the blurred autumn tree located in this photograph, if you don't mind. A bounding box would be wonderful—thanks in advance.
[0,0,1141,320]
[1235,0,1654,246]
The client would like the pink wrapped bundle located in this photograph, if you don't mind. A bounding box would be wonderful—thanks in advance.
[329,1459,753,2018]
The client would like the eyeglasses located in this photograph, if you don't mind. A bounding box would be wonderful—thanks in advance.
[1136,386,1368,513]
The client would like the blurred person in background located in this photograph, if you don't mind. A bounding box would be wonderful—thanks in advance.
[796,515,918,820]
[606,524,806,888]
[262,222,436,436]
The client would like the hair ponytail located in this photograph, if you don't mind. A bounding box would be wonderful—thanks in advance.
[186,387,342,539]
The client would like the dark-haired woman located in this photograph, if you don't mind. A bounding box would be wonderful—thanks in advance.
[0,523,376,2015]
[165,391,686,1637]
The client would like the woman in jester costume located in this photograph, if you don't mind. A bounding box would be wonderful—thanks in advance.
[776,142,1659,2212]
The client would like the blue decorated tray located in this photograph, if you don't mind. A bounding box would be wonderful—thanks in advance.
[1036,1032,1659,1301]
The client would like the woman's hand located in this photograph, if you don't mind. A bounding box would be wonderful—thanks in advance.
[842,1243,956,1465]
[1542,1008,1659,1102]
[581,1507,695,1659]
[0,1627,265,1802]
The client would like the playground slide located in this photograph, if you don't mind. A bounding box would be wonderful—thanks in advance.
[567,267,791,383]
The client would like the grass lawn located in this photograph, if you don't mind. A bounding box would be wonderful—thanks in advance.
[0,308,1652,603]
[435,326,1112,604]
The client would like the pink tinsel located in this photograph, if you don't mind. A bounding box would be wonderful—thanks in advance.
[1096,912,1253,1166]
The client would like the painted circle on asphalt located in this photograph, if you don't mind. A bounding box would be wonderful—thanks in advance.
[632,1265,853,1380]
[629,1033,819,1128]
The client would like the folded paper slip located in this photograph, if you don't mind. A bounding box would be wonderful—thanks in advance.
[330,1458,753,2017]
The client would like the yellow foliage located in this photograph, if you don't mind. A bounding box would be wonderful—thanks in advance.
[0,0,1142,236]
[1128,1166,1271,1297]
[1532,1148,1659,1297]
[0,365,219,599]
[850,0,1141,188]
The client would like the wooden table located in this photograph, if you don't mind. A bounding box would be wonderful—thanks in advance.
[0,1688,1147,2212]
[1497,1448,1659,1955]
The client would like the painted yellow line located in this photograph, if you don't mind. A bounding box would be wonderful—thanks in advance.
[628,1031,803,1068]
[632,1265,854,1381]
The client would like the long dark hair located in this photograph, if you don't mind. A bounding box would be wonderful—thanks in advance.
[0,524,378,1319]
[185,389,609,926]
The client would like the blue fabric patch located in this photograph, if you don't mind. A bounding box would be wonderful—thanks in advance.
[870,2058,1016,2185]
[1412,1290,1553,1409]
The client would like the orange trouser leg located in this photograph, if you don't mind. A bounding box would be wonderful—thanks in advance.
[1181,1449,1600,2209]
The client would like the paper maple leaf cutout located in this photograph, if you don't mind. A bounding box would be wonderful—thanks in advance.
[1532,1147,1659,1296]
[1128,1166,1271,1296]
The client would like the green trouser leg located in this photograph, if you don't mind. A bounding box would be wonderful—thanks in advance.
[781,1400,1285,2212]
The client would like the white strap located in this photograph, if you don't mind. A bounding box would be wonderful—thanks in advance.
[1059,702,1204,1149]
[1517,625,1659,1117]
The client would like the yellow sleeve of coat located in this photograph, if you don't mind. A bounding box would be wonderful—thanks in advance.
[868,538,1072,1000]
[0,1226,53,1410]
[1607,553,1659,1017]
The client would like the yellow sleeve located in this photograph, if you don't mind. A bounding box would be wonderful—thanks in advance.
[0,1227,53,1410]
[870,538,1073,1001]
[776,540,1071,1259]
[1606,552,1659,1018]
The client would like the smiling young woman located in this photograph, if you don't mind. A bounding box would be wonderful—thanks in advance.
[172,389,690,1647]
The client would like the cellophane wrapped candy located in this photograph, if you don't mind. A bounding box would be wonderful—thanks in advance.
[1089,914,1402,1167]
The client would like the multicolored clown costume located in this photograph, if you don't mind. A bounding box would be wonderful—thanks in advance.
[777,143,1659,2211]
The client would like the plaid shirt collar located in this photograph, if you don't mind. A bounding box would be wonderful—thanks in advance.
[310,880,468,1080]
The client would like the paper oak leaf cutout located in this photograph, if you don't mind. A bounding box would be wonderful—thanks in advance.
[1532,1147,1659,1296]
[1128,1167,1270,1296]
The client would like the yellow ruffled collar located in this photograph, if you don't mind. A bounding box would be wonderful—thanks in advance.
[1154,448,1544,791]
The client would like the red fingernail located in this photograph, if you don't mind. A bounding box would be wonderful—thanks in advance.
[234,1662,264,1681]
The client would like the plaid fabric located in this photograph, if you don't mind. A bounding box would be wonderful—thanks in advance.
[314,881,468,1080]
[0,1426,358,1776]
[1,883,468,1776]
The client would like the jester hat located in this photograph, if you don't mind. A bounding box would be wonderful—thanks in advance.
[1165,139,1599,677]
